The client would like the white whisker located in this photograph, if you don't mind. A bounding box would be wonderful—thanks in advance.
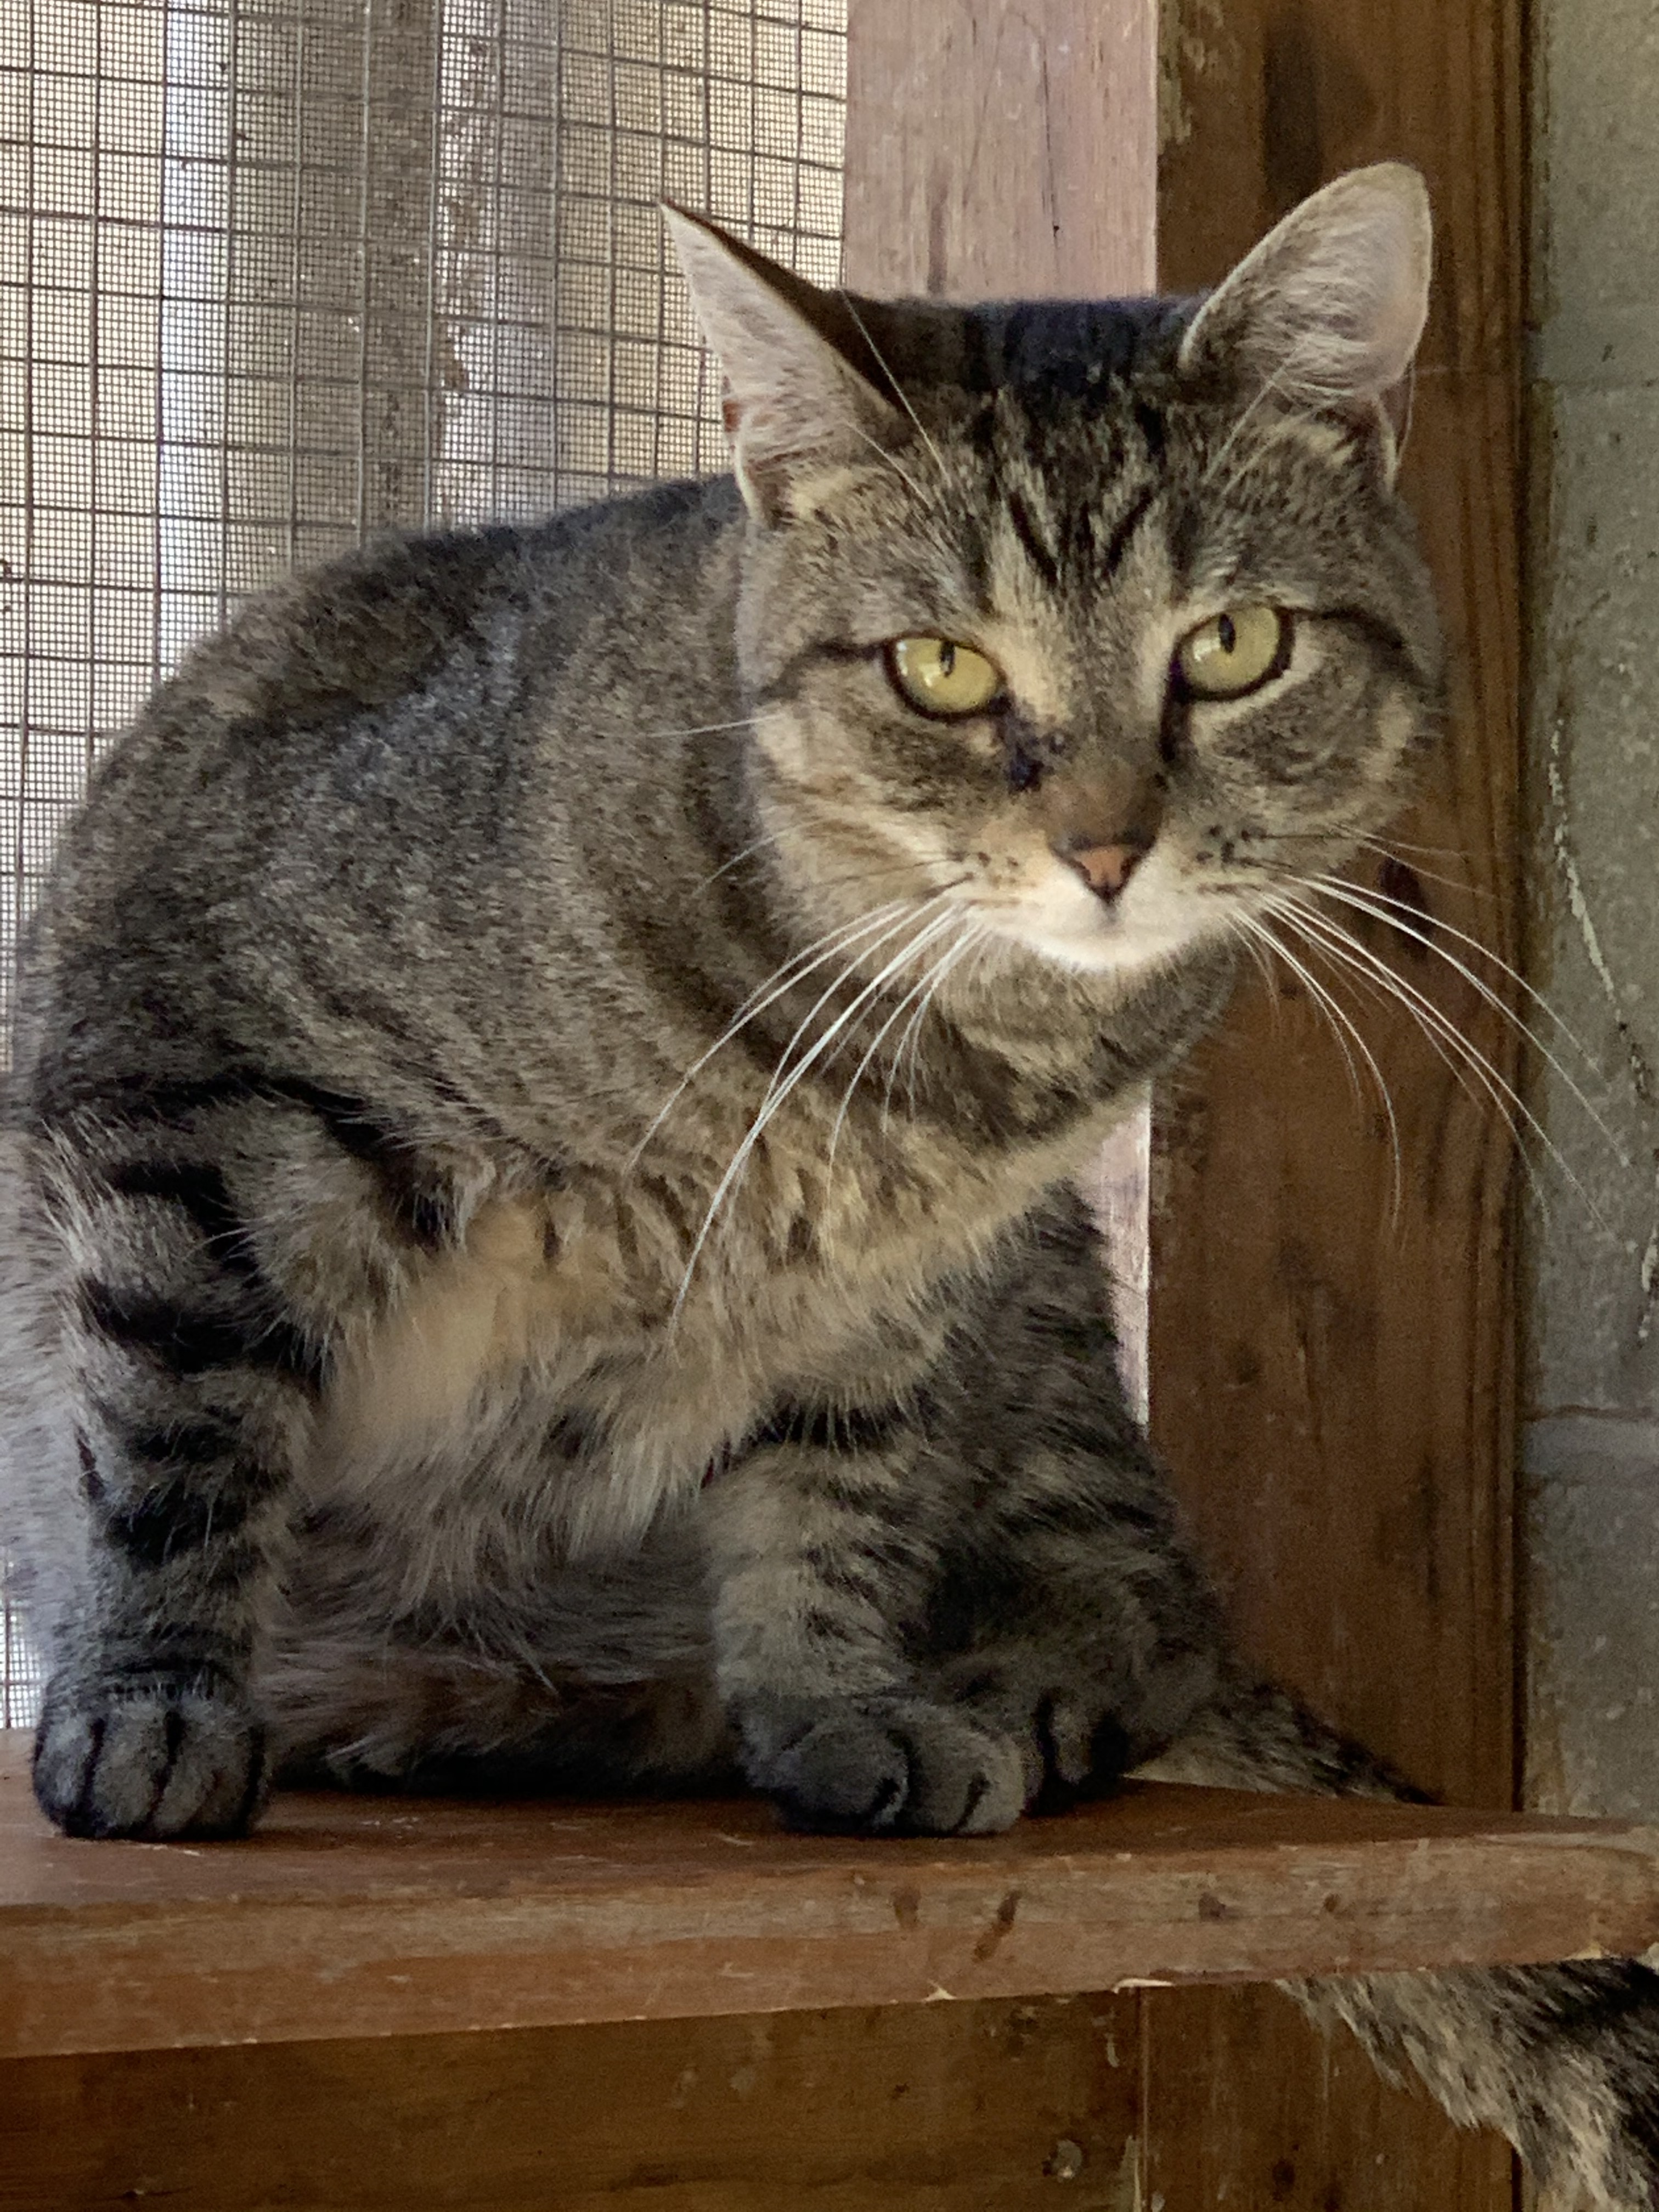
[1296,914,1520,1147]
[674,902,963,1314]
[1237,910,1404,1220]
[824,914,980,1171]
[1393,357,1417,470]
[1361,837,1473,860]
[1272,896,1607,1231]
[884,923,980,1127]
[1301,873,1621,1161]
[626,899,913,1171]
[693,830,785,894]
[1200,360,1301,495]
[1235,923,1286,1015]
[758,894,958,1122]
[1345,838,1493,901]
[834,291,948,479]
[889,920,969,1115]
[1274,898,1555,1213]
[631,714,766,742]
[842,415,930,503]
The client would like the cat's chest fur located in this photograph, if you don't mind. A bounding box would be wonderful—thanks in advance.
[304,1100,1089,1573]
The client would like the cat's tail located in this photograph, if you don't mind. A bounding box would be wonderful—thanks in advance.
[1142,1673,1659,2211]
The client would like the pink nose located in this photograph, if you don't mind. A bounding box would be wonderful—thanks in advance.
[1062,842,1147,902]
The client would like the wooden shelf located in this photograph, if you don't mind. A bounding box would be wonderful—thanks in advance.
[4,1731,1658,2061]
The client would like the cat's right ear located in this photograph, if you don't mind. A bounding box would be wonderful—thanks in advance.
[663,205,909,524]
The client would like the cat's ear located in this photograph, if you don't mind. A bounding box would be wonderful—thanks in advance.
[1177,164,1431,472]
[663,204,909,524]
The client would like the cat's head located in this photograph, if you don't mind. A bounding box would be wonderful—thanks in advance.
[666,167,1440,989]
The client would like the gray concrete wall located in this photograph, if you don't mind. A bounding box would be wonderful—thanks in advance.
[1526,0,1659,1817]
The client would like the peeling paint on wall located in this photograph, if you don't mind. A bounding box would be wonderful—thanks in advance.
[1526,0,1659,1821]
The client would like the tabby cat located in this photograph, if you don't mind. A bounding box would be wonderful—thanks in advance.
[2,163,1656,2203]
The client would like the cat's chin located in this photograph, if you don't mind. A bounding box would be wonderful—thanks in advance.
[983,912,1214,986]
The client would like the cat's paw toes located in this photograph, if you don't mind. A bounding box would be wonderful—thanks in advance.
[747,1697,1025,1836]
[33,1669,267,1839]
[1020,1690,1138,1808]
[937,1662,1144,1808]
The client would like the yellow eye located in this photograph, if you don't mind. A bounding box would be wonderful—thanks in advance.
[1174,605,1289,698]
[887,635,1004,718]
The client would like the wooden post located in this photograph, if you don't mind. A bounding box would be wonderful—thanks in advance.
[843,2,1156,298]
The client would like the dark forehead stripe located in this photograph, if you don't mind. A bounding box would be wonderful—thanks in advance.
[1005,491,1060,590]
[1134,400,1167,465]
[968,315,1173,597]
[975,298,1189,398]
[860,295,1189,402]
[1005,410,1156,595]
[1101,483,1158,579]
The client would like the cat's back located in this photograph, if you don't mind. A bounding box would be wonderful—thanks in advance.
[10,475,748,1098]
[60,472,743,872]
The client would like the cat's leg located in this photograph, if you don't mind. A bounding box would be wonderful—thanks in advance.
[14,1094,429,1838]
[704,1193,1222,1837]
[701,1391,1028,1837]
[907,1197,1228,1805]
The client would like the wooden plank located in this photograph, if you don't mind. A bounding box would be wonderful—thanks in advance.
[851,2,1522,2199]
[844,0,1521,1798]
[1152,0,1523,2202]
[844,0,1156,299]
[0,1997,1142,2212]
[1141,1985,1508,2211]
[3,1740,1656,2059]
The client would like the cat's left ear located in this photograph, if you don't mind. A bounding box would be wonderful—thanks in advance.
[664,204,910,524]
[1177,163,1431,478]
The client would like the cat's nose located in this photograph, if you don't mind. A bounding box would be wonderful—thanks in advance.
[1057,838,1150,902]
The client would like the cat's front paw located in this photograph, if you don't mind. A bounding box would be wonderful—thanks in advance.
[33,1667,267,1839]
[933,1655,1180,1810]
[740,1694,1025,1836]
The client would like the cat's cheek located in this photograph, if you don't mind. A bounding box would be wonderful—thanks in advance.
[1366,687,1430,786]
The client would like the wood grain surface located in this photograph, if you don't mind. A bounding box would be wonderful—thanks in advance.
[1141,1983,1512,2211]
[4,1738,1651,2061]
[843,0,1156,298]
[1,1998,1144,2212]
[1153,0,1523,1818]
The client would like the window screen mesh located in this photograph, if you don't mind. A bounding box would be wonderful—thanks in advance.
[0,0,846,1728]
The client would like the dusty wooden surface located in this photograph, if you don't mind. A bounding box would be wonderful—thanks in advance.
[1152,0,1525,2202]
[2,1998,1144,2212]
[844,0,1156,297]
[3,1735,1656,2064]
[1142,1982,1514,2211]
